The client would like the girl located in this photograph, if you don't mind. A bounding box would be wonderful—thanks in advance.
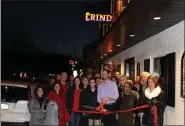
[143,76,166,126]
[67,76,82,126]
[48,82,64,126]
[118,81,138,126]
[87,78,101,126]
[29,85,47,126]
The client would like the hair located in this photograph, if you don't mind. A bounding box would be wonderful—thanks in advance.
[52,82,61,90]
[147,76,159,88]
[34,85,46,99]
[124,82,132,89]
[56,73,61,76]
[121,76,128,80]
[151,72,160,80]
[141,71,150,77]
[89,78,97,90]
[127,80,133,85]
[95,77,101,80]
[73,76,83,89]
[89,78,96,83]
[102,69,110,74]
[61,72,68,75]
[82,76,89,80]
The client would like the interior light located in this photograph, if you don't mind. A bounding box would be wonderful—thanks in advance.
[153,17,161,20]
[100,57,102,59]
[129,34,135,37]
[117,44,121,47]
[104,54,107,56]
[109,50,113,52]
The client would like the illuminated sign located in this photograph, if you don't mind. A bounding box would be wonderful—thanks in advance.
[73,70,78,78]
[85,12,113,22]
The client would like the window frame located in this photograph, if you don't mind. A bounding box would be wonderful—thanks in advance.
[153,52,176,107]
[124,57,135,81]
[181,51,185,98]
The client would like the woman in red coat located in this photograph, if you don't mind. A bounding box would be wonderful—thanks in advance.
[48,82,67,126]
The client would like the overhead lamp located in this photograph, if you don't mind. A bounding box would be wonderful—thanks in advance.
[100,57,102,59]
[117,44,121,47]
[129,34,135,37]
[109,49,113,52]
[153,17,161,20]
[104,54,107,56]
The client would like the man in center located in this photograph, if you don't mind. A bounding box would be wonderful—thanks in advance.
[97,70,119,126]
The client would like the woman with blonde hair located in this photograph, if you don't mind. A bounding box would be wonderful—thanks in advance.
[143,76,166,126]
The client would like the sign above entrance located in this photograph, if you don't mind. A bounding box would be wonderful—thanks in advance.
[85,12,113,22]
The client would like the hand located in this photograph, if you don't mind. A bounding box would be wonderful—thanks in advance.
[138,113,144,117]
[151,98,157,105]
[146,100,153,106]
[102,98,108,104]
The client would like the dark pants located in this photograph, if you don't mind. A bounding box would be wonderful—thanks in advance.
[69,112,80,126]
[79,115,88,126]
[101,103,117,126]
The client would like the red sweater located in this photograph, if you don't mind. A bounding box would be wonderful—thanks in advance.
[72,89,80,112]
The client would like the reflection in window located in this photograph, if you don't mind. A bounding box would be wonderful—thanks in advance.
[126,63,129,76]
[124,58,135,81]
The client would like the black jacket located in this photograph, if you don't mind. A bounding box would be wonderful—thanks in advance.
[142,87,166,126]
[80,88,99,111]
[87,88,98,107]
[80,89,89,110]
[119,91,137,126]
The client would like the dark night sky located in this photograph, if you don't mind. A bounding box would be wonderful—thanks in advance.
[2,1,109,58]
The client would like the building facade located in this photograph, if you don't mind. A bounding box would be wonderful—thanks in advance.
[83,0,127,74]
[84,0,184,124]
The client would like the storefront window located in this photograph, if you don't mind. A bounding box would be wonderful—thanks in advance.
[154,52,176,107]
[124,57,135,81]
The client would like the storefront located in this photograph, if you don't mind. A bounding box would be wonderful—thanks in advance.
[92,0,185,125]
[104,21,184,125]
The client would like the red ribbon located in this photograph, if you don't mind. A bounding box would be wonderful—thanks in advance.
[77,104,149,115]
[153,105,158,126]
[77,104,158,126]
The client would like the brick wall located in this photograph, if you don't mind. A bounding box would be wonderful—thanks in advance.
[105,21,184,125]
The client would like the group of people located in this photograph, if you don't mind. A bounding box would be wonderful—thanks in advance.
[28,70,166,126]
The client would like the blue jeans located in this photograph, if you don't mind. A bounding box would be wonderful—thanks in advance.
[69,112,80,126]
